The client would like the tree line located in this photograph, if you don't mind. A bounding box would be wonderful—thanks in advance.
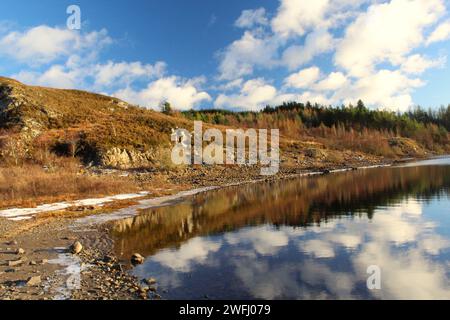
[181,100,450,154]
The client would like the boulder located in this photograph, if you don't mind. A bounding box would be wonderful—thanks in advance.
[131,253,145,265]
[144,277,157,285]
[70,241,83,255]
[26,276,41,286]
[8,258,26,267]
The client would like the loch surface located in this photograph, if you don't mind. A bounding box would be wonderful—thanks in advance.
[112,158,450,299]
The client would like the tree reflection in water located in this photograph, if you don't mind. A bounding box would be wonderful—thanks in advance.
[110,161,450,299]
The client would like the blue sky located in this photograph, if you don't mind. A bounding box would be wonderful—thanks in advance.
[0,0,450,111]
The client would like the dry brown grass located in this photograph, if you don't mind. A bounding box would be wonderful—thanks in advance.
[0,158,140,209]
[0,76,195,165]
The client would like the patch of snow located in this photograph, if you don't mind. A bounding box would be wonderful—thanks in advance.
[9,216,34,221]
[48,247,90,300]
[0,192,149,221]
[72,186,219,227]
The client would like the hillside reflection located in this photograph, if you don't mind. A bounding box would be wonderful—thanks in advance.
[111,165,450,260]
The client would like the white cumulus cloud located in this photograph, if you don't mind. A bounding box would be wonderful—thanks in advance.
[114,76,212,110]
[401,54,445,74]
[218,31,279,80]
[282,29,335,70]
[427,20,450,45]
[272,0,331,37]
[333,69,425,111]
[235,8,269,29]
[0,26,111,65]
[92,61,167,88]
[314,71,348,91]
[284,66,321,89]
[215,78,277,111]
[335,0,446,77]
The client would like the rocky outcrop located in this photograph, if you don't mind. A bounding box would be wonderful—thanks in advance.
[99,147,168,169]
[0,83,12,111]
[100,148,152,168]
[0,79,45,138]
[0,83,18,126]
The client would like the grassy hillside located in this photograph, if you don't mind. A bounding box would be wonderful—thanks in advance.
[0,76,192,168]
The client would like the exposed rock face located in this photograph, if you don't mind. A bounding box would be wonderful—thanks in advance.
[0,84,12,111]
[100,148,153,169]
[21,118,45,139]
[0,79,45,139]
[0,83,19,126]
[99,147,170,169]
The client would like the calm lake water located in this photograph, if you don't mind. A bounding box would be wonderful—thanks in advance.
[111,158,450,300]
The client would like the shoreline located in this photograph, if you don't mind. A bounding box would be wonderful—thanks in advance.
[0,160,396,221]
[0,155,440,300]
